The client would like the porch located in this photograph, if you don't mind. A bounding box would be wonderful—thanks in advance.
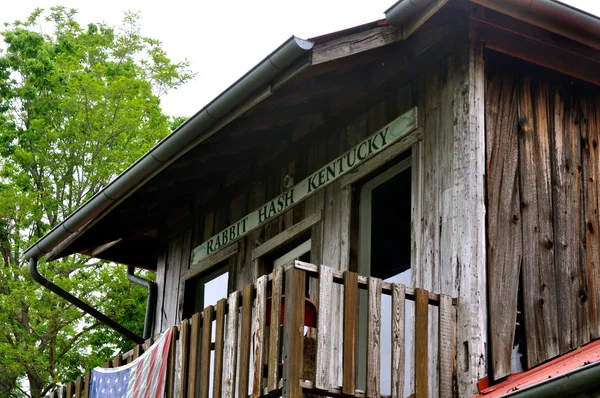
[48,261,457,398]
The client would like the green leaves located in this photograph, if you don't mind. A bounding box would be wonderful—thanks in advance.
[0,7,194,397]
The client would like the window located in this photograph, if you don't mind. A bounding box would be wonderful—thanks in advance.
[357,156,413,396]
[184,264,229,318]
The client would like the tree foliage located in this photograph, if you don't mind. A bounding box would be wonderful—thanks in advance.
[0,7,194,397]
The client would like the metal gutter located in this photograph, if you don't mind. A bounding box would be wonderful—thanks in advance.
[23,35,313,261]
[127,266,156,340]
[29,258,144,344]
[385,0,600,50]
[501,360,600,397]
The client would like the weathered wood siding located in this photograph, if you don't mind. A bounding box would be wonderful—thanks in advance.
[486,52,600,380]
[153,13,487,396]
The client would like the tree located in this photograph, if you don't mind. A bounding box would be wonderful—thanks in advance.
[0,7,194,397]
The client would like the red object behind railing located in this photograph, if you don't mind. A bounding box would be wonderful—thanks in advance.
[265,295,318,328]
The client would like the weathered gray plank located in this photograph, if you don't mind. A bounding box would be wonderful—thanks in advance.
[166,325,178,398]
[517,77,559,367]
[366,277,382,398]
[268,266,283,391]
[223,291,240,398]
[282,267,306,398]
[252,275,268,398]
[315,265,334,390]
[251,212,322,261]
[391,283,405,398]
[438,294,454,398]
[453,41,487,395]
[238,284,254,398]
[486,59,522,380]
[414,288,429,397]
[185,242,238,280]
[343,271,358,396]
[312,25,402,65]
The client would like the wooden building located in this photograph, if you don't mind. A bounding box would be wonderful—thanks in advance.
[28,0,600,397]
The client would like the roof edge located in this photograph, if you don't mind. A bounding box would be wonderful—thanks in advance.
[24,36,313,260]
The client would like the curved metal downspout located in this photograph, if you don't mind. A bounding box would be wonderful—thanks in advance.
[29,257,144,344]
[126,265,156,340]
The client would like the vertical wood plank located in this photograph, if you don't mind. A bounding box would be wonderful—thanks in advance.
[415,288,429,398]
[187,312,201,398]
[132,344,142,360]
[50,390,56,398]
[580,93,600,340]
[343,271,358,395]
[75,377,83,398]
[283,267,306,398]
[238,284,254,398]
[223,291,240,398]
[517,77,559,367]
[268,266,283,391]
[486,60,522,380]
[316,265,334,390]
[200,307,214,398]
[552,87,585,352]
[166,325,178,398]
[213,299,226,398]
[438,294,454,398]
[66,382,73,398]
[252,275,268,398]
[154,249,167,335]
[111,354,122,367]
[587,95,600,340]
[179,318,190,398]
[391,283,406,398]
[366,277,382,398]
[84,373,90,398]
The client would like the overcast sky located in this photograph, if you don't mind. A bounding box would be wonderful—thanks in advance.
[2,0,599,119]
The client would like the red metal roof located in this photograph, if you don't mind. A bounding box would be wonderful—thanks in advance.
[474,339,600,397]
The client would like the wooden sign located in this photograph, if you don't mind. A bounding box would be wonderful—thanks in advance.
[191,107,418,264]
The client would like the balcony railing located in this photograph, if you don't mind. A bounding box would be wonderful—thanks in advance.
[47,261,457,398]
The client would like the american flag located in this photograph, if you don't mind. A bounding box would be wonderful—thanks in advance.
[89,327,174,398]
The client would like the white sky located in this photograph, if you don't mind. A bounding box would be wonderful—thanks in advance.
[2,0,599,118]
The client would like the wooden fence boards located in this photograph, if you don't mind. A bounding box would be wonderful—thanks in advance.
[179,318,190,398]
[485,64,522,380]
[187,312,201,398]
[342,271,358,395]
[391,283,405,398]
[213,299,226,398]
[283,267,305,398]
[252,275,268,398]
[238,284,254,398]
[224,291,240,398]
[267,266,283,392]
[316,265,334,390]
[200,307,214,398]
[366,277,382,398]
[415,288,429,398]
[438,294,454,398]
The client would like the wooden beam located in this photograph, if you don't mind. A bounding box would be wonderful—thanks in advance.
[470,18,600,87]
[414,288,429,398]
[238,284,254,398]
[223,291,240,398]
[312,25,402,65]
[184,242,238,278]
[282,267,306,398]
[252,211,322,261]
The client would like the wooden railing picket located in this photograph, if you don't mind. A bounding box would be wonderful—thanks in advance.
[200,306,214,398]
[238,283,254,398]
[213,299,226,398]
[83,373,90,398]
[223,290,240,398]
[66,381,73,397]
[391,283,406,398]
[45,262,458,398]
[252,275,268,398]
[315,265,333,390]
[187,312,201,398]
[267,266,283,392]
[282,266,305,398]
[439,294,455,398]
[178,318,190,398]
[74,376,83,398]
[415,288,429,397]
[366,277,382,398]
[166,325,178,398]
[342,271,358,395]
